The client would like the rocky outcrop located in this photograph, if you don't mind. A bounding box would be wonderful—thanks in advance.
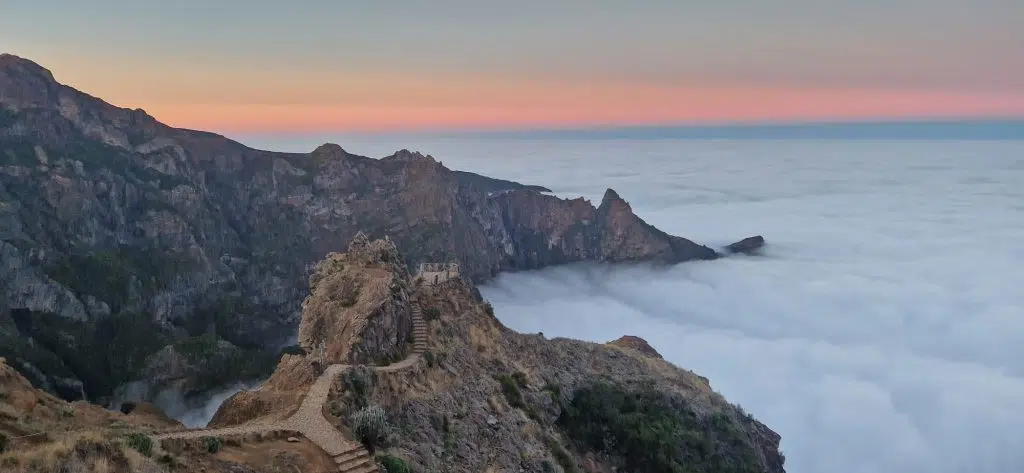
[302,247,787,473]
[492,188,719,270]
[298,235,414,366]
[608,335,663,359]
[723,235,766,255]
[0,54,757,403]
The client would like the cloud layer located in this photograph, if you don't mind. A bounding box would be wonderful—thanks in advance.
[423,138,1024,473]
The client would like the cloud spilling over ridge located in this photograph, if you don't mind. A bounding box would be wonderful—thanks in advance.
[482,258,1024,473]
[460,139,1024,473]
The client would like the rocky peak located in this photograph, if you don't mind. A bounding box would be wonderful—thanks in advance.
[299,235,413,366]
[311,142,347,157]
[0,53,56,81]
[387,148,437,164]
[608,335,663,359]
[0,53,60,109]
[599,188,631,212]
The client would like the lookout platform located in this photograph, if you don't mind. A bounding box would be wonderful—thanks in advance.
[416,262,460,285]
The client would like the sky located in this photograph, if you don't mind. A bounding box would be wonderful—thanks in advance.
[2,1,1023,132]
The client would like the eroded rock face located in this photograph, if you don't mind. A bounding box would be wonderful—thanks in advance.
[298,236,414,366]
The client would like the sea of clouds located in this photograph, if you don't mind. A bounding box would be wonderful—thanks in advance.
[231,136,1024,473]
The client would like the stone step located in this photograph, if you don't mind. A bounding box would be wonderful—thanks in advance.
[341,462,379,473]
[333,448,366,464]
[338,455,372,471]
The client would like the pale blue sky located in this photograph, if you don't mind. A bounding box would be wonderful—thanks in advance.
[2,1,1022,131]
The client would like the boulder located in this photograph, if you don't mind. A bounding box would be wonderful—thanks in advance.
[723,235,765,255]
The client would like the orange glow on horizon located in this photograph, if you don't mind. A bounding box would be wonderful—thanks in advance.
[46,57,1023,133]
[32,51,1024,133]
[136,85,1024,134]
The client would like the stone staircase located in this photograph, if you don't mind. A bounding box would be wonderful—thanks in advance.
[333,443,378,473]
[411,304,428,355]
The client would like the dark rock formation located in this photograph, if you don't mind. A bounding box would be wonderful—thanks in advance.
[0,53,750,402]
[608,335,663,359]
[723,235,767,255]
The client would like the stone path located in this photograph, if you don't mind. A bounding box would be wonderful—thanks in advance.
[155,302,430,473]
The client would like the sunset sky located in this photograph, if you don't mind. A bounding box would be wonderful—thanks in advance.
[2,1,1023,132]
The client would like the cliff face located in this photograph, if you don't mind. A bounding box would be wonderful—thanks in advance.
[287,242,783,473]
[0,54,727,407]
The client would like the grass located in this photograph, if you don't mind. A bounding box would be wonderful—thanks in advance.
[125,433,153,457]
[0,430,162,473]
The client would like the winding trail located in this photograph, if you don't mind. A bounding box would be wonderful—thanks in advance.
[154,276,442,473]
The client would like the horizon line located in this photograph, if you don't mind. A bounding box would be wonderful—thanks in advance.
[223,116,1024,138]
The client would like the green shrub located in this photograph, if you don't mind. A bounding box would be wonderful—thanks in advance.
[0,432,8,454]
[377,454,411,473]
[423,350,435,368]
[279,344,305,356]
[125,433,153,457]
[0,107,16,128]
[423,307,441,320]
[558,383,763,473]
[494,372,527,409]
[543,382,563,405]
[342,368,376,410]
[201,436,222,453]
[544,436,580,473]
[157,453,176,466]
[352,405,390,451]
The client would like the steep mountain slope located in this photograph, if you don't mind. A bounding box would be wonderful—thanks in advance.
[207,239,786,473]
[0,53,725,404]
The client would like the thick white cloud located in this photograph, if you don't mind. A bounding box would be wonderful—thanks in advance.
[419,138,1023,473]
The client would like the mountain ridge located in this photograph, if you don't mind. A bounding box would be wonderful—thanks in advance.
[1,53,732,407]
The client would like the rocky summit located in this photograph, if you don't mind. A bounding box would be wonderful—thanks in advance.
[0,53,762,405]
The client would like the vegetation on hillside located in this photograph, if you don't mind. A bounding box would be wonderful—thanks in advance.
[557,382,765,473]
